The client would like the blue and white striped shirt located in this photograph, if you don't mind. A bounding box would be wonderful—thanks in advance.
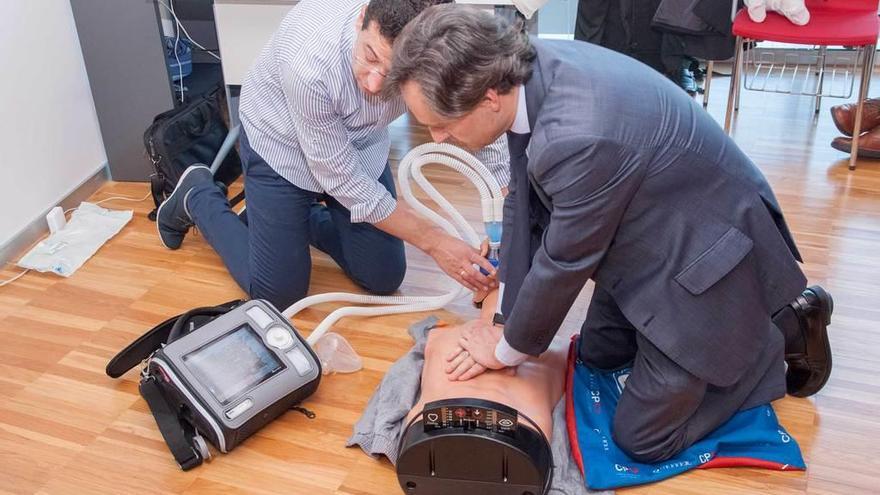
[239,0,510,223]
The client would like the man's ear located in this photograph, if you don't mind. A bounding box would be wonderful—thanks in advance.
[356,5,367,28]
[482,88,502,112]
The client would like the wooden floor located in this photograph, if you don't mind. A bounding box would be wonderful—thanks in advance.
[2,74,880,495]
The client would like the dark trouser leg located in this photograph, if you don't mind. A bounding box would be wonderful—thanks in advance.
[308,164,406,295]
[188,130,317,309]
[578,286,785,463]
[579,285,639,370]
[574,0,610,43]
[772,304,805,354]
[612,329,785,463]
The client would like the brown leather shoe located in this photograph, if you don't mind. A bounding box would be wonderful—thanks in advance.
[830,98,880,136]
[830,126,880,158]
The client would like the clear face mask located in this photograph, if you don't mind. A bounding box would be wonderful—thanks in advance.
[312,332,363,374]
[17,202,133,277]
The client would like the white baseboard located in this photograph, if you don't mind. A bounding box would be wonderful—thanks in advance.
[0,165,110,267]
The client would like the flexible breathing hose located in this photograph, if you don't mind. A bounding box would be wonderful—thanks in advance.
[283,143,505,346]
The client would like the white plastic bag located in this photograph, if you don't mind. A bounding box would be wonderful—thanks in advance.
[313,332,363,374]
[18,202,132,277]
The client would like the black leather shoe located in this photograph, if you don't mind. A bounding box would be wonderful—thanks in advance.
[785,286,833,398]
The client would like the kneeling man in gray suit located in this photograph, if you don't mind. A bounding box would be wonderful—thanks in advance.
[383,4,834,463]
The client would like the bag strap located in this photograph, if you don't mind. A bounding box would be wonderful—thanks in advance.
[228,190,245,208]
[167,304,240,343]
[139,376,203,471]
[149,173,165,221]
[105,299,244,378]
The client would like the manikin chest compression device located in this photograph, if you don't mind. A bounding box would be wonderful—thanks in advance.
[108,144,550,492]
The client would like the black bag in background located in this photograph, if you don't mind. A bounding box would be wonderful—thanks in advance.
[144,86,242,220]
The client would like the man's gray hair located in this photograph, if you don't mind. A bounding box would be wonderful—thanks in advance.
[383,4,535,118]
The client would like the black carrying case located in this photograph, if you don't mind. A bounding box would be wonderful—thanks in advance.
[144,87,243,221]
[106,300,320,471]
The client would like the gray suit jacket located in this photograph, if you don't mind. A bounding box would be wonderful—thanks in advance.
[499,39,807,387]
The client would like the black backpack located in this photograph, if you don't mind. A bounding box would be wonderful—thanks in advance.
[144,86,243,220]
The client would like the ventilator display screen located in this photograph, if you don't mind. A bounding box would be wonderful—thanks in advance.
[184,325,284,405]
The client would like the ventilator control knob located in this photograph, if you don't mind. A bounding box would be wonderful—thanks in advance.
[266,326,294,350]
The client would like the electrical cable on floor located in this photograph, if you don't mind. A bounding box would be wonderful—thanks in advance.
[0,268,29,287]
[64,192,152,215]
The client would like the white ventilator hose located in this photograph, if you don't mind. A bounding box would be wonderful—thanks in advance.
[283,143,505,346]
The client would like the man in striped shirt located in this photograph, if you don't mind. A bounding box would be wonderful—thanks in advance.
[156,0,510,310]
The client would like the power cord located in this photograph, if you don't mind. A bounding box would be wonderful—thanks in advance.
[156,0,224,103]
[0,267,28,287]
[0,192,152,288]
[172,0,184,103]
[156,0,223,62]
[64,192,152,215]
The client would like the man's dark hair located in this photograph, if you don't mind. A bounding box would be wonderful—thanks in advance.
[382,4,535,118]
[363,0,454,41]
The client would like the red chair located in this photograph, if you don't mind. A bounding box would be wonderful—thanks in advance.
[723,0,880,170]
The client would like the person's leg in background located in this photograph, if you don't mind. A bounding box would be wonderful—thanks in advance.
[308,164,406,295]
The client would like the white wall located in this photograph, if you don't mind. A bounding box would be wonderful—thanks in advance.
[0,0,107,249]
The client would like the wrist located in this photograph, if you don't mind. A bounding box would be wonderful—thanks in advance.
[419,226,447,254]
[494,332,529,367]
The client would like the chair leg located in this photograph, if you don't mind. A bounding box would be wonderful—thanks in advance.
[725,37,744,133]
[815,46,827,114]
[703,60,714,107]
[734,43,743,112]
[850,45,876,171]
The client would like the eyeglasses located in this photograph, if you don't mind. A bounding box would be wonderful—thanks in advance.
[353,54,389,79]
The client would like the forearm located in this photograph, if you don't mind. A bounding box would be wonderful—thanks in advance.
[374,200,445,253]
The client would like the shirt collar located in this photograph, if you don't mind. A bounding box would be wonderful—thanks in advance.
[510,85,530,135]
[340,7,359,68]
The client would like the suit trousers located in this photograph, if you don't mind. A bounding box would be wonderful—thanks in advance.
[578,286,787,463]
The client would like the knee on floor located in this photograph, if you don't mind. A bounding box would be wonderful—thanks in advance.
[611,415,685,465]
[351,256,407,296]
[250,281,308,312]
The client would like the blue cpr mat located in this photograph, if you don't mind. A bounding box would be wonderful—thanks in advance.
[565,338,805,490]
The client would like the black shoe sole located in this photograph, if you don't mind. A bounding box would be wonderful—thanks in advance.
[809,285,833,326]
[789,286,833,398]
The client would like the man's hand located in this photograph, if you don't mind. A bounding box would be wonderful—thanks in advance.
[472,238,495,305]
[427,234,497,292]
[444,319,511,381]
[374,202,497,292]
